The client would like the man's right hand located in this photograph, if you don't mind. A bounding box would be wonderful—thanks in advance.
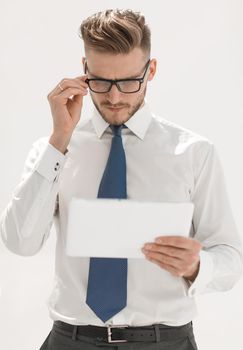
[47,75,89,153]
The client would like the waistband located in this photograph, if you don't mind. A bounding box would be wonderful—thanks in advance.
[53,320,193,343]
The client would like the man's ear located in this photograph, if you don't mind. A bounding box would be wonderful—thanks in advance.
[148,58,157,81]
[82,57,87,74]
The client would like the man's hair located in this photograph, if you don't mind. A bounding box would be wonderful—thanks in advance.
[79,9,151,55]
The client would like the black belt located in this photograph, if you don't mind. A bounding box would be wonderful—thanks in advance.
[53,320,192,343]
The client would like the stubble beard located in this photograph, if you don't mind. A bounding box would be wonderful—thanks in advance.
[90,86,147,126]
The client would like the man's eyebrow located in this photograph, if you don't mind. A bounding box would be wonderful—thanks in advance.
[88,68,143,80]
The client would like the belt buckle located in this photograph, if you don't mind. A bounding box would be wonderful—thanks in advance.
[107,324,128,343]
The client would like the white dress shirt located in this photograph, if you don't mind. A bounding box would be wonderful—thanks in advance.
[1,101,243,327]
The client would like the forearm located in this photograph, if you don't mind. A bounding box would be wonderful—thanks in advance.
[0,138,67,255]
[49,132,72,155]
[0,173,58,255]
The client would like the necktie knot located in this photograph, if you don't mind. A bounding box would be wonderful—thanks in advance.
[110,124,126,137]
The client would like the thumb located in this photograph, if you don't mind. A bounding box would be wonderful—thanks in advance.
[72,91,85,105]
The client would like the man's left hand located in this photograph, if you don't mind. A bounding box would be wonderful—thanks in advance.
[141,236,202,282]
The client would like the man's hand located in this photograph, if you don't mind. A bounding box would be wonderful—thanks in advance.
[141,236,202,282]
[47,75,89,153]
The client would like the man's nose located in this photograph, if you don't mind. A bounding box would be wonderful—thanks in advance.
[106,83,123,104]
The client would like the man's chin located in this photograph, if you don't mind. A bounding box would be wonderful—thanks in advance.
[104,115,130,126]
[101,106,130,125]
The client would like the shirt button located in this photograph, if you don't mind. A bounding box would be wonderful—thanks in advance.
[54,162,60,171]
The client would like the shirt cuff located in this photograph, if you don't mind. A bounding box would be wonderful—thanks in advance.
[187,249,214,297]
[34,142,68,182]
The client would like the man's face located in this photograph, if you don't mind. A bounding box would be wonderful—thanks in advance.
[83,48,156,125]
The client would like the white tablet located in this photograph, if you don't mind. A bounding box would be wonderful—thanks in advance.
[65,198,194,259]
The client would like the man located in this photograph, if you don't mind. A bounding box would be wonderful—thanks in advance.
[0,8,242,350]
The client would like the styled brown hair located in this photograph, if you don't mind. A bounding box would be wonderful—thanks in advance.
[79,9,151,55]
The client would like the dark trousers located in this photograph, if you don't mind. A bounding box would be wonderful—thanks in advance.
[39,321,198,350]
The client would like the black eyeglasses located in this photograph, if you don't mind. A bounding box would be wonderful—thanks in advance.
[84,59,150,94]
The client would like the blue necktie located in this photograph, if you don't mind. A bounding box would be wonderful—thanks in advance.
[86,125,128,322]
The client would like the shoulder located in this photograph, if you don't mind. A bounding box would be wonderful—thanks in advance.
[150,113,214,156]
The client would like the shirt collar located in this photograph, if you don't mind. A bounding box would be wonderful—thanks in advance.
[91,99,152,140]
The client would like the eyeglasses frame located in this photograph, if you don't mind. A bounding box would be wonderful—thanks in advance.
[84,59,151,94]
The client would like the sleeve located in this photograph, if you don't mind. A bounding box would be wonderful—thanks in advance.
[0,137,68,256]
[187,141,243,296]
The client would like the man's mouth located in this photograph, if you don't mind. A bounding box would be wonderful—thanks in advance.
[107,106,126,110]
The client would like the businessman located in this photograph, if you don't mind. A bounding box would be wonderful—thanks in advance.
[1,8,243,350]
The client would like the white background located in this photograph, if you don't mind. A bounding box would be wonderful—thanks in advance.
[0,0,242,349]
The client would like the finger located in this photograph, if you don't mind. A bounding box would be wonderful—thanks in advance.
[145,248,199,267]
[150,260,184,277]
[48,76,88,99]
[76,74,89,82]
[48,78,78,97]
[143,250,181,268]
[56,77,88,94]
[68,87,88,106]
[144,250,199,277]
[155,236,202,251]
[53,87,88,101]
[142,244,200,273]
[143,243,188,258]
[145,254,182,276]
